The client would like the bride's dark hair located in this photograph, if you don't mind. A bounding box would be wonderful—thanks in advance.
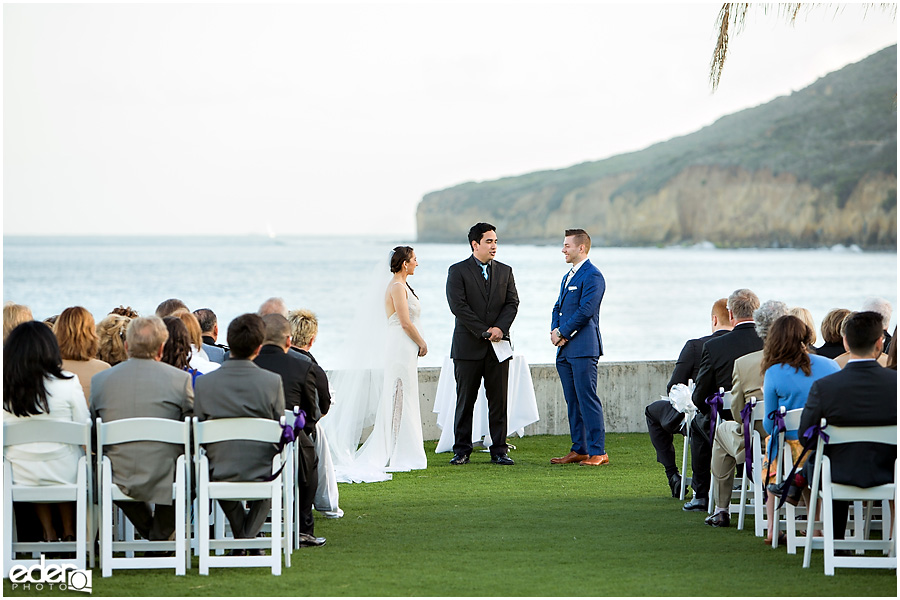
[389,246,418,298]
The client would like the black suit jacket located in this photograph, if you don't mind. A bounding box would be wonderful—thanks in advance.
[815,341,846,360]
[692,322,763,414]
[254,344,320,435]
[666,329,730,393]
[446,255,519,360]
[800,360,897,488]
[292,347,331,418]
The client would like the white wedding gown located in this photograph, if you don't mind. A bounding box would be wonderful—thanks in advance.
[331,284,427,483]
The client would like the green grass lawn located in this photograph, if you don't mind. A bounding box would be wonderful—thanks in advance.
[5,433,896,596]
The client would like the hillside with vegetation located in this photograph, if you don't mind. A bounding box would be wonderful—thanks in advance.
[417,45,897,249]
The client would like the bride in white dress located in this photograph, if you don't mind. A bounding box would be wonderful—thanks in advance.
[323,246,428,483]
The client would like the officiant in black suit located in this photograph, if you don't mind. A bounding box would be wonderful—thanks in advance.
[446,222,519,466]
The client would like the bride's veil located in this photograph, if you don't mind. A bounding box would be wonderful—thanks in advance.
[320,249,392,477]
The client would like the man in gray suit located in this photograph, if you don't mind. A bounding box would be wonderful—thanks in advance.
[194,313,285,542]
[194,307,227,364]
[91,316,194,541]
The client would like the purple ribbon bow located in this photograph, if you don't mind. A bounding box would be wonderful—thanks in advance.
[770,423,829,510]
[705,391,724,446]
[740,402,754,483]
[264,409,307,482]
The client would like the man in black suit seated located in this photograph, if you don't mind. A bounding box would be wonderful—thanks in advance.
[682,288,763,511]
[645,298,731,497]
[254,314,326,547]
[800,311,897,539]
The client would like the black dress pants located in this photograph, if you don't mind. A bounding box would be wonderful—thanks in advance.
[296,431,319,536]
[645,399,685,478]
[453,352,509,457]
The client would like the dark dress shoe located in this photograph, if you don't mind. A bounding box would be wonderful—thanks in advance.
[668,473,682,498]
[297,533,326,547]
[705,512,730,527]
[450,454,470,465]
[491,454,515,465]
[683,496,708,512]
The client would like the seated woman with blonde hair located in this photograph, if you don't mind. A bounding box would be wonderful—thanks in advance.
[96,313,131,366]
[54,306,110,404]
[3,302,33,343]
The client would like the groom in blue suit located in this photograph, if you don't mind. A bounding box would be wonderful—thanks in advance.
[550,229,608,466]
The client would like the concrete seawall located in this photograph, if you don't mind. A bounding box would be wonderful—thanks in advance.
[329,360,675,442]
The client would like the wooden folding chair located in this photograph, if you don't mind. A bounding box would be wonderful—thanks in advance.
[96,416,191,576]
[3,419,93,574]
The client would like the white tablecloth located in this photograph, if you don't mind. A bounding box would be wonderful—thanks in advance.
[433,355,540,453]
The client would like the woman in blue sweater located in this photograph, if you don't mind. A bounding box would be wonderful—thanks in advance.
[761,314,840,543]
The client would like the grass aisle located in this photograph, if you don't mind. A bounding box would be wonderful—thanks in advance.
[6,433,895,596]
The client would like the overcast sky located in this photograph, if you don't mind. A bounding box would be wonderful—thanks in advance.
[3,1,897,237]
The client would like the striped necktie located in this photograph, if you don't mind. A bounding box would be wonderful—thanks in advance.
[564,267,575,286]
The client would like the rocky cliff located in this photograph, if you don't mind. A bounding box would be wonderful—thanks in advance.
[417,46,897,249]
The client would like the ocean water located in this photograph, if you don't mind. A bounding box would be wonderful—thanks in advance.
[3,235,896,369]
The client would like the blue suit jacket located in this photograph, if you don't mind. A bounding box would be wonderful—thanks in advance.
[552,258,605,358]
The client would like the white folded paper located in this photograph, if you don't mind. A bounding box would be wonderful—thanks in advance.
[491,340,513,362]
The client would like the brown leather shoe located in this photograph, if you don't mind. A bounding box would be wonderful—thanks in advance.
[550,451,589,464]
[579,454,609,466]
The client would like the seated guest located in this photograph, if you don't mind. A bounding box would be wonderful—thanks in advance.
[254,314,326,547]
[91,316,194,541]
[288,308,332,416]
[834,305,891,367]
[4,321,90,543]
[54,306,111,403]
[789,306,818,346]
[684,289,763,512]
[172,309,220,374]
[861,297,893,352]
[645,298,731,496]
[259,297,288,318]
[4,302,33,343]
[110,306,139,318]
[193,308,227,364]
[705,299,788,527]
[43,315,59,327]
[161,317,200,385]
[816,308,851,359]
[194,314,285,544]
[760,315,840,543]
[155,298,189,318]
[96,313,131,366]
[800,311,897,540]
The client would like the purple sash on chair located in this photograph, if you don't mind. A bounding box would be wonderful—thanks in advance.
[705,391,724,446]
[264,410,307,482]
[740,402,755,483]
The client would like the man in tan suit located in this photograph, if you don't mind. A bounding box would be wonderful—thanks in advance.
[91,316,194,541]
[705,300,788,527]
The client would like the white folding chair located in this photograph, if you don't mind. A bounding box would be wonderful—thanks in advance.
[767,407,803,549]
[193,416,289,575]
[3,419,93,574]
[802,419,896,575]
[96,417,191,577]
[736,397,767,537]
[678,379,694,501]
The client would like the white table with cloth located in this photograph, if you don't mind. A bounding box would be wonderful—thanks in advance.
[433,355,540,453]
